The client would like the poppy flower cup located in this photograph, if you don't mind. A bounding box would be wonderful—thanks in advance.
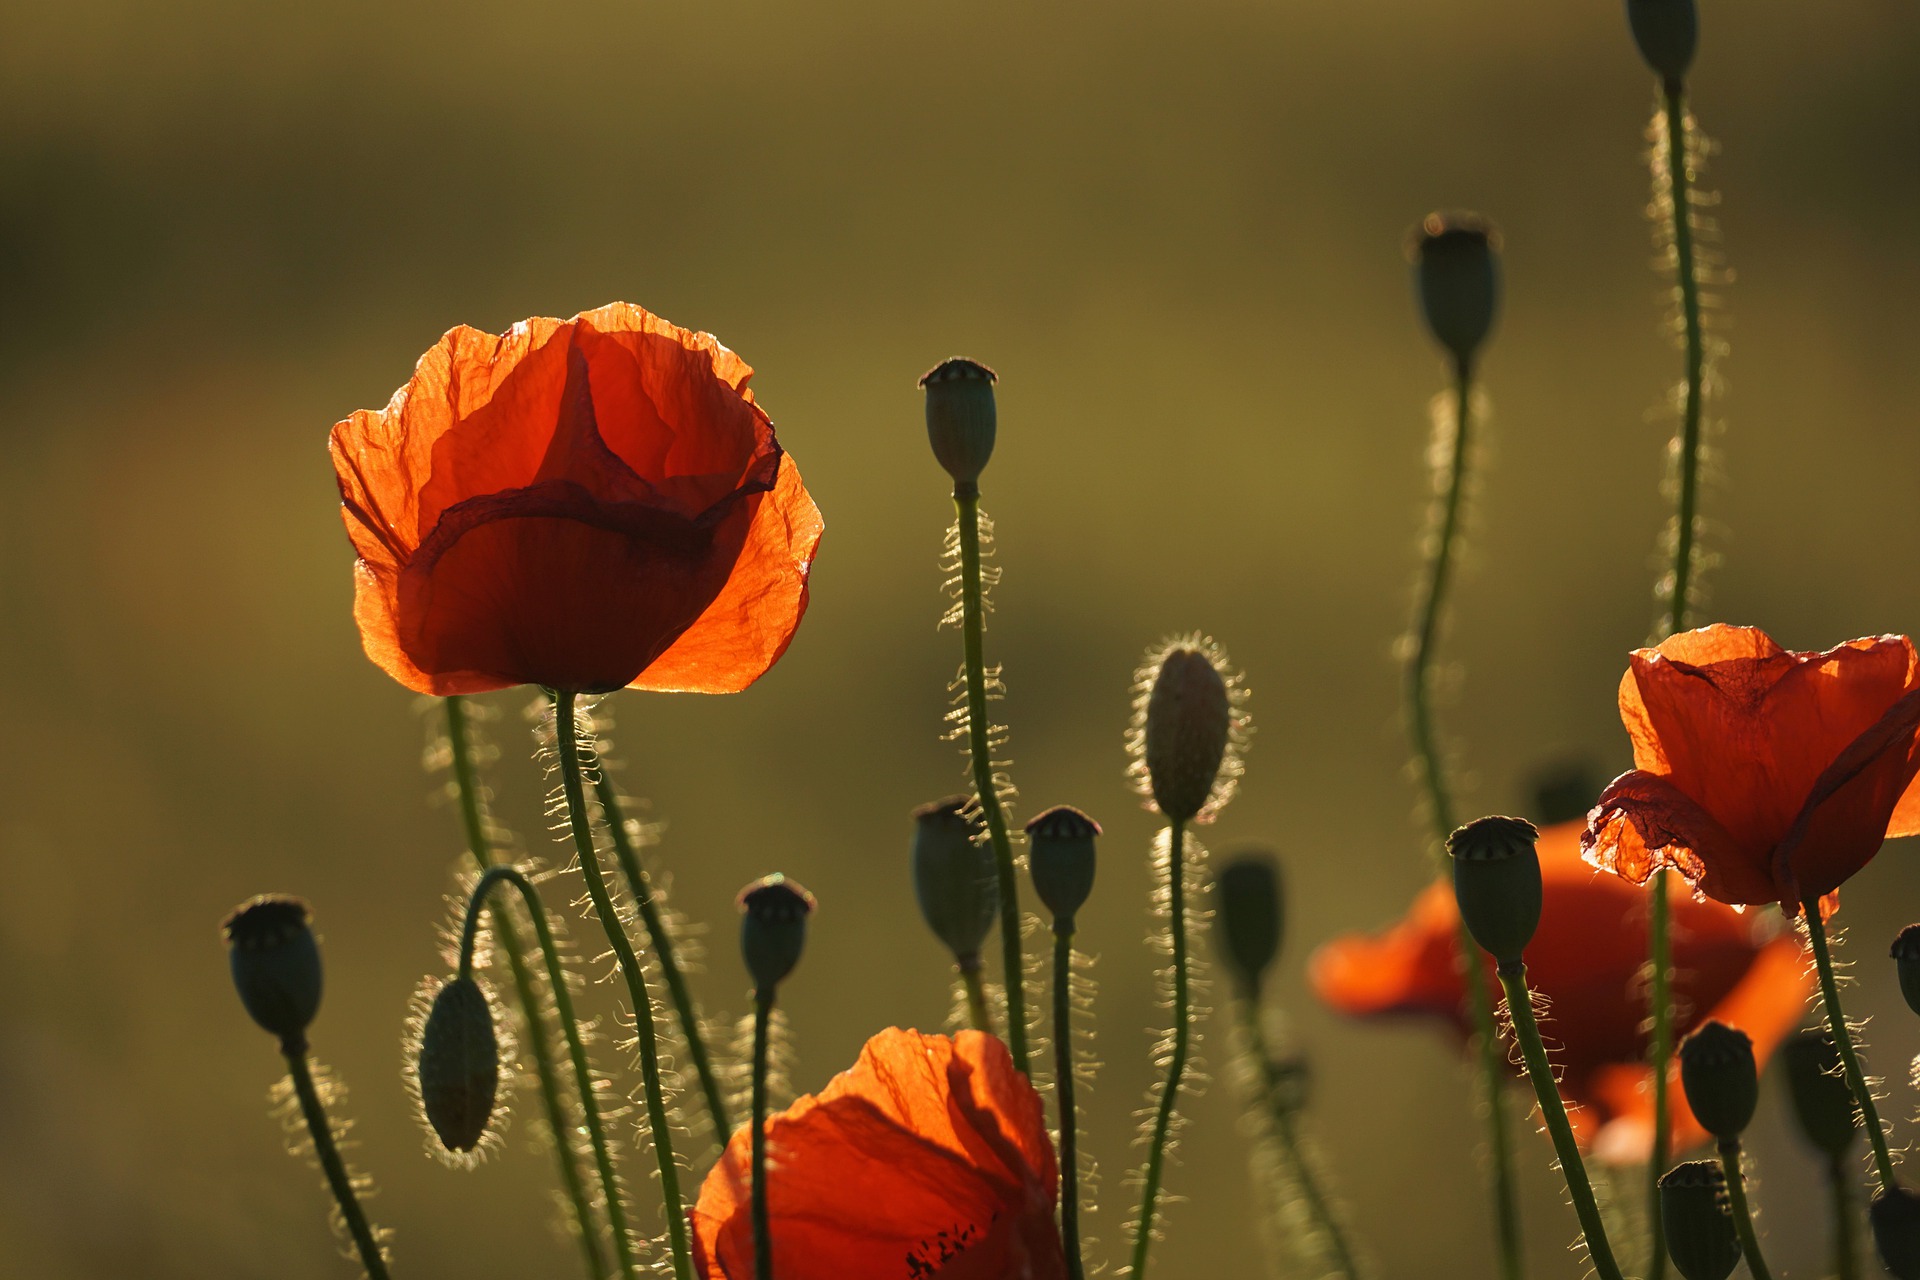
[1311,822,1811,1163]
[691,1028,1069,1280]
[330,303,824,695]
[1581,625,1920,914]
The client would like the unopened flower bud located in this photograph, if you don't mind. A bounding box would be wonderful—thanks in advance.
[1780,1029,1859,1158]
[912,797,998,962]
[1679,1020,1758,1141]
[1527,757,1604,828]
[738,874,815,992]
[416,975,500,1154]
[919,357,997,485]
[1446,816,1542,966]
[223,894,324,1043]
[1411,212,1500,369]
[1025,805,1099,927]
[1141,645,1233,823]
[1660,1161,1741,1280]
[1891,924,1920,1016]
[1626,0,1698,85]
[1874,1185,1920,1280]
[1215,854,1284,997]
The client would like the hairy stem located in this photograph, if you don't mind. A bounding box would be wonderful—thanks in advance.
[1647,872,1673,1279]
[1803,906,1899,1193]
[1714,1141,1773,1280]
[1129,820,1191,1278]
[751,990,774,1280]
[1053,927,1087,1280]
[959,956,994,1034]
[281,1041,391,1280]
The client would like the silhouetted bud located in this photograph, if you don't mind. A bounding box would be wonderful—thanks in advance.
[1447,817,1541,966]
[417,976,500,1154]
[919,357,997,484]
[1660,1161,1741,1280]
[1025,805,1099,926]
[1891,924,1920,1016]
[1874,1185,1920,1280]
[738,874,815,991]
[223,894,324,1043]
[912,797,998,962]
[1140,645,1233,822]
[1411,212,1500,368]
[1679,1020,1758,1141]
[1215,854,1284,996]
[1527,757,1605,828]
[1626,0,1698,85]
[1780,1029,1859,1158]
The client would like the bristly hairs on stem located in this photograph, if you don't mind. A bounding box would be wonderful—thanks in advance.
[725,1005,795,1118]
[402,965,517,1170]
[1124,635,1252,826]
[270,1057,394,1277]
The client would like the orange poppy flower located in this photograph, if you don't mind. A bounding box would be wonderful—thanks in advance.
[1310,822,1811,1163]
[330,302,824,695]
[690,1028,1068,1280]
[1581,625,1920,913]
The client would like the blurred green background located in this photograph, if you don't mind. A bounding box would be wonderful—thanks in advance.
[4,1,1919,1275]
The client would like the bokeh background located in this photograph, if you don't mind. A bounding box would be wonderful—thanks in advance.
[4,1,1919,1276]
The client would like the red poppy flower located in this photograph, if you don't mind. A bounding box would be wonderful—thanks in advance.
[1310,822,1812,1163]
[1581,625,1920,913]
[330,302,823,695]
[691,1028,1068,1280]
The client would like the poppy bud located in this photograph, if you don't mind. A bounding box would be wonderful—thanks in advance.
[1446,816,1542,966]
[1527,757,1604,828]
[222,894,324,1043]
[1659,1160,1741,1280]
[1626,0,1698,85]
[738,874,815,992]
[1679,1020,1758,1141]
[1891,924,1920,1016]
[1874,1185,1920,1280]
[1411,212,1500,369]
[912,797,998,961]
[919,357,997,485]
[1780,1029,1859,1158]
[416,975,501,1154]
[1025,805,1100,927]
[1215,854,1284,997]
[1141,645,1233,823]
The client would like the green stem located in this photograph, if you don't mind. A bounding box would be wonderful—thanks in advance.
[1647,872,1674,1280]
[1129,820,1191,1279]
[960,956,994,1034]
[1495,962,1627,1280]
[1715,1141,1774,1280]
[1803,906,1899,1194]
[551,690,695,1280]
[444,696,608,1279]
[281,1040,392,1280]
[458,866,639,1280]
[1831,1154,1858,1280]
[1052,926,1087,1280]
[952,481,1030,1076]
[751,990,774,1280]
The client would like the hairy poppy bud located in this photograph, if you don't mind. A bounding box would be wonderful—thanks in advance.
[1446,816,1542,966]
[912,797,998,961]
[1025,805,1099,926]
[1874,1185,1920,1280]
[1411,212,1500,369]
[1660,1161,1741,1280]
[1626,0,1698,85]
[1891,924,1920,1016]
[919,357,997,485]
[1780,1029,1859,1157]
[1215,854,1284,997]
[223,894,324,1043]
[1140,645,1233,822]
[738,874,815,991]
[416,975,501,1154]
[1679,1020,1758,1141]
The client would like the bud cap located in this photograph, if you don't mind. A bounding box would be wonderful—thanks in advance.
[1660,1160,1741,1280]
[1447,817,1542,965]
[1891,924,1920,1016]
[912,798,999,961]
[1025,805,1100,924]
[1626,0,1698,84]
[1780,1029,1859,1158]
[919,357,997,484]
[223,894,324,1042]
[1679,1020,1759,1141]
[1874,1185,1920,1280]
[1215,854,1284,995]
[416,975,501,1154]
[1411,212,1501,367]
[738,873,815,991]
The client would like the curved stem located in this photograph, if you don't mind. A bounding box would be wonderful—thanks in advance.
[959,956,994,1034]
[1803,906,1899,1193]
[1129,820,1191,1279]
[444,696,608,1279]
[459,865,639,1280]
[751,990,774,1280]
[1831,1154,1858,1280]
[281,1040,391,1280]
[1052,926,1087,1280]
[1495,962,1627,1280]
[552,690,695,1280]
[952,481,1030,1075]
[1715,1141,1774,1280]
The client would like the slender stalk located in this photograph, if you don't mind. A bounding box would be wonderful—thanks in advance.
[1495,962,1627,1280]
[1052,926,1087,1280]
[1129,820,1191,1278]
[952,481,1030,1075]
[551,690,695,1280]
[1647,872,1674,1280]
[959,956,994,1034]
[1404,357,1525,1280]
[458,866,640,1280]
[281,1040,392,1280]
[1830,1155,1858,1280]
[1803,906,1899,1194]
[751,990,774,1280]
[1714,1141,1774,1280]
[444,696,608,1278]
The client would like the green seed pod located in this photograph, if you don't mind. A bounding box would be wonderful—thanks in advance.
[1874,1185,1920,1280]
[1142,646,1232,822]
[1660,1160,1741,1280]
[1215,853,1284,997]
[1446,816,1542,966]
[1626,0,1698,85]
[222,894,324,1043]
[1679,1020,1759,1141]
[919,357,997,485]
[1890,924,1920,1016]
[738,873,815,991]
[912,797,998,962]
[1411,212,1500,369]
[1025,805,1100,926]
[1780,1029,1859,1158]
[417,975,500,1154]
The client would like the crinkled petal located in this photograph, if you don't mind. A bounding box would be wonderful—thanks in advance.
[1582,769,1776,907]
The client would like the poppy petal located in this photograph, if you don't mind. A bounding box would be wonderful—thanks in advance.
[1583,769,1777,907]
[1770,684,1920,908]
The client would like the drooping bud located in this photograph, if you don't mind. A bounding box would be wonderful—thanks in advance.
[1411,212,1500,369]
[738,874,816,992]
[1679,1020,1759,1141]
[1874,1185,1920,1280]
[1780,1029,1860,1158]
[1446,816,1542,966]
[1134,639,1240,823]
[1626,0,1698,86]
[911,797,998,963]
[1527,757,1604,828]
[416,975,501,1154]
[1659,1161,1741,1280]
[918,358,997,485]
[1890,924,1920,1016]
[1215,854,1284,997]
[222,894,324,1043]
[1025,805,1100,927]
